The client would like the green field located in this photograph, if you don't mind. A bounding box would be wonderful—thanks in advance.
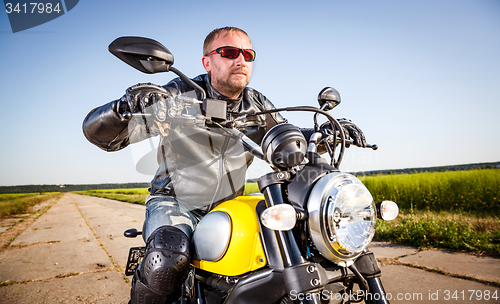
[375,210,500,254]
[360,169,499,214]
[73,188,150,205]
[73,169,499,255]
[0,192,63,218]
[360,169,500,254]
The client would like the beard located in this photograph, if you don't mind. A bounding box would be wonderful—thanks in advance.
[211,69,251,98]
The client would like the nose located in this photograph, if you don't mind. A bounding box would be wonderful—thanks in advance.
[234,52,246,66]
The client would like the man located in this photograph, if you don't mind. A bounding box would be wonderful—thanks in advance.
[83,27,286,304]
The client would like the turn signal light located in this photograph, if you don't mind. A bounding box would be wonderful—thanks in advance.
[260,204,297,231]
[376,200,399,221]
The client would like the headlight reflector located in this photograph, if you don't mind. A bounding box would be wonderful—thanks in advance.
[308,173,376,266]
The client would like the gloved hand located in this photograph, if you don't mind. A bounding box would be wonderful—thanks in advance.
[115,83,169,122]
[321,119,367,148]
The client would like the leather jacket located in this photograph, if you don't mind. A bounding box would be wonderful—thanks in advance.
[83,74,286,213]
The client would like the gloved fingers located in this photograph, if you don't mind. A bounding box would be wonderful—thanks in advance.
[338,119,367,147]
[125,83,170,114]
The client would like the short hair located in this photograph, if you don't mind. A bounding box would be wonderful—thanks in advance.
[203,27,251,56]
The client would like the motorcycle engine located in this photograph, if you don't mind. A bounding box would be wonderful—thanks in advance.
[307,172,376,266]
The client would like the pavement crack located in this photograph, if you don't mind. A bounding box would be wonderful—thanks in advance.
[10,240,61,249]
[0,269,113,288]
[378,256,500,288]
[73,199,129,285]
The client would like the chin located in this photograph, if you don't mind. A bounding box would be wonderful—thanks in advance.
[234,78,250,88]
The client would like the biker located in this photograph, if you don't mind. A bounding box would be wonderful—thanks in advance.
[83,27,287,304]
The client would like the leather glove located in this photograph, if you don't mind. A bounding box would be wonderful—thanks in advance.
[115,83,169,122]
[321,119,367,148]
[338,119,367,147]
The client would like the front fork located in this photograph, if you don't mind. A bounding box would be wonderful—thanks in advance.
[365,277,390,304]
[259,172,390,304]
[260,172,321,304]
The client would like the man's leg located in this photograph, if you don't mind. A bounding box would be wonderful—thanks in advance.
[130,196,199,304]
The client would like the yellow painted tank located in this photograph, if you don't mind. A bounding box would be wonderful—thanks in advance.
[192,195,267,276]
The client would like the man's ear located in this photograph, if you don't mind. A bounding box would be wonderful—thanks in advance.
[202,56,211,72]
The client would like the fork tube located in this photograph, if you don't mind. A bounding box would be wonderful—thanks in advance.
[261,182,303,267]
[366,277,390,304]
[262,181,319,304]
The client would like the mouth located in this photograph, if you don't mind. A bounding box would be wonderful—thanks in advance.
[232,70,247,77]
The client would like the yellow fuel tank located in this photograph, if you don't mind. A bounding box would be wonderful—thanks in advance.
[192,195,267,276]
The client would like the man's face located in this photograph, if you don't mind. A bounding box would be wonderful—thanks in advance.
[202,32,253,99]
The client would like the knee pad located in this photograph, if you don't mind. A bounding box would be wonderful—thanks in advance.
[131,269,171,304]
[140,226,190,295]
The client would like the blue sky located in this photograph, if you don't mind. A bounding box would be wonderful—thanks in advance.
[0,0,499,186]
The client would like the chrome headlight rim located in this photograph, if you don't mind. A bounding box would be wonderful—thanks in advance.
[307,172,376,266]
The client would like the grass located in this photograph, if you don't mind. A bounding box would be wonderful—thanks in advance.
[0,192,63,218]
[73,188,150,205]
[243,182,260,195]
[359,169,499,215]
[361,169,500,255]
[374,211,500,255]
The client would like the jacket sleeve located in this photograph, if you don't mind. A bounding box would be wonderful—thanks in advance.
[82,100,131,152]
[254,92,287,132]
[82,99,157,152]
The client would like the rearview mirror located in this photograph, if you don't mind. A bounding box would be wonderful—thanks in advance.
[318,87,341,111]
[108,36,174,74]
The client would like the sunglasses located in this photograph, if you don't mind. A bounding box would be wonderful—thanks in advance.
[207,46,256,62]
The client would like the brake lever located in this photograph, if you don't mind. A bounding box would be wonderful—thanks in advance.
[345,138,378,150]
[326,135,378,150]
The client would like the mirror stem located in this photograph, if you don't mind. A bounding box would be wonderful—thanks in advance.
[169,67,207,100]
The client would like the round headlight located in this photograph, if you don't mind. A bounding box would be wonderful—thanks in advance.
[308,172,376,266]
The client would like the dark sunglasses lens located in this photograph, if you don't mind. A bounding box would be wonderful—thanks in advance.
[220,47,240,59]
[242,50,255,61]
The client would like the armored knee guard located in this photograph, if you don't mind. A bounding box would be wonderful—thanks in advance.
[131,226,190,304]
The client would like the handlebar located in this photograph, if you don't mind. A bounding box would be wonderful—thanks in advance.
[122,100,377,169]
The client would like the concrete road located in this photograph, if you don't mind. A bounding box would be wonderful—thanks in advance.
[0,193,499,303]
[0,193,145,304]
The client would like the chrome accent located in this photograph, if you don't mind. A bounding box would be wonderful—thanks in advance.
[307,132,323,153]
[307,172,376,266]
[192,211,231,261]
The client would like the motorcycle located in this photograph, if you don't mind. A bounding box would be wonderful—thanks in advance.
[111,36,400,304]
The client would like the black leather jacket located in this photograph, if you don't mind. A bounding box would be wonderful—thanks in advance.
[83,74,286,212]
